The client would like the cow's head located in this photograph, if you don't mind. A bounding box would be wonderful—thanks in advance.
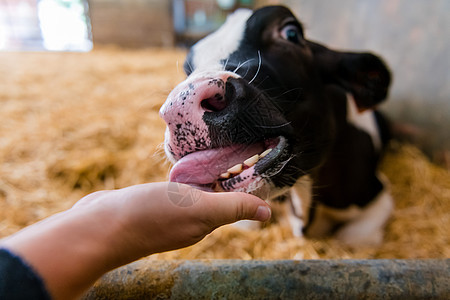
[160,6,390,199]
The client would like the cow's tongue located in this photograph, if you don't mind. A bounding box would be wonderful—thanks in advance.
[169,143,265,185]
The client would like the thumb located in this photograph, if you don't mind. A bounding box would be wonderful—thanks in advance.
[198,191,272,227]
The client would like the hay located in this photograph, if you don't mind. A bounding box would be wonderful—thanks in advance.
[0,47,448,259]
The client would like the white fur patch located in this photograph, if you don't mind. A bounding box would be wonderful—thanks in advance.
[191,9,252,73]
[306,173,393,246]
[288,176,312,237]
[335,187,394,246]
[163,127,177,164]
[346,94,382,151]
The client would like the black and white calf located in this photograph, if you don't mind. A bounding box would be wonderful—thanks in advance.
[160,6,393,246]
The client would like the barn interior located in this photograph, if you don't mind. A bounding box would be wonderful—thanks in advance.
[0,0,448,265]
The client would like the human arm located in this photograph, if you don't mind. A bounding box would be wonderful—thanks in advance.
[0,182,271,300]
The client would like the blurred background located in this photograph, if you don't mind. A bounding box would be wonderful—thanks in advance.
[1,0,448,165]
[0,0,449,259]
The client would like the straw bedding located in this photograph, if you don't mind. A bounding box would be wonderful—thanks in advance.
[0,47,448,259]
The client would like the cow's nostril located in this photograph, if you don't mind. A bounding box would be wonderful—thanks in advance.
[201,93,228,112]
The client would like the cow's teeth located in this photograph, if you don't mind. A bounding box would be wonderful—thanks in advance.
[219,172,231,179]
[227,163,243,174]
[220,149,273,180]
[260,148,272,158]
[244,154,259,167]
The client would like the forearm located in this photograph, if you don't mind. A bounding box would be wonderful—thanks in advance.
[0,208,124,300]
[0,183,271,299]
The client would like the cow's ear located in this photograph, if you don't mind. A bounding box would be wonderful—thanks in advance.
[308,41,391,111]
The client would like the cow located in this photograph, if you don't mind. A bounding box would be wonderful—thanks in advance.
[160,6,393,246]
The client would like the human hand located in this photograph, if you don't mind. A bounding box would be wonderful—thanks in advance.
[1,182,270,300]
[73,181,271,263]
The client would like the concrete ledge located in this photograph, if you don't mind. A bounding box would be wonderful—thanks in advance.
[83,259,450,299]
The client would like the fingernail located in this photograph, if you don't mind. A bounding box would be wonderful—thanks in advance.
[254,205,271,222]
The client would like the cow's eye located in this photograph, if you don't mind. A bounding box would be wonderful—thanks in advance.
[281,24,302,44]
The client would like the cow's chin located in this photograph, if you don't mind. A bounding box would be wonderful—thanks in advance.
[168,136,292,199]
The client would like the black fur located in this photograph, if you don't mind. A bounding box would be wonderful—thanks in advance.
[185,6,391,211]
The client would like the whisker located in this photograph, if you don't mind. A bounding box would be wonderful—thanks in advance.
[233,59,252,74]
[275,87,303,99]
[241,64,251,79]
[248,50,262,84]
[152,143,167,159]
[255,122,292,129]
[223,57,230,71]
[267,154,295,177]
[185,59,194,74]
[152,145,174,167]
[233,62,244,73]
[253,75,269,89]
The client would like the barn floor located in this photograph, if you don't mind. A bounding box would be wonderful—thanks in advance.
[0,47,448,259]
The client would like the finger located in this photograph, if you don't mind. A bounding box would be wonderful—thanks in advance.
[199,191,272,227]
